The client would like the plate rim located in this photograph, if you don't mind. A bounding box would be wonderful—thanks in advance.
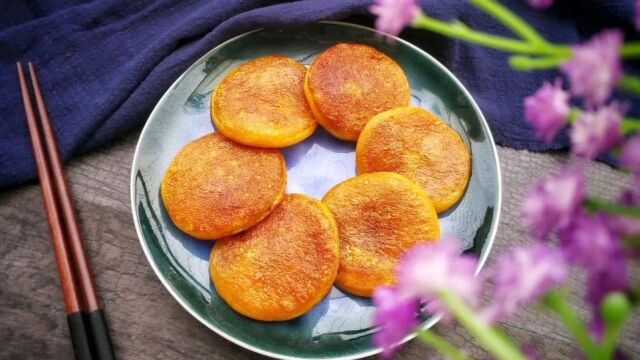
[129,20,502,360]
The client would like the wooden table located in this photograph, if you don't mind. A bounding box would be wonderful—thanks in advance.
[1,131,638,359]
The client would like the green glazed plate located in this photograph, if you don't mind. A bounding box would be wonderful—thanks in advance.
[130,21,501,360]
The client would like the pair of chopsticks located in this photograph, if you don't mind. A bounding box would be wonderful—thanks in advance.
[16,62,115,360]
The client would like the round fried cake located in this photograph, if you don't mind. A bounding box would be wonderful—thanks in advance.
[161,132,286,240]
[210,194,339,321]
[356,107,471,213]
[304,43,410,141]
[211,55,317,148]
[322,172,439,297]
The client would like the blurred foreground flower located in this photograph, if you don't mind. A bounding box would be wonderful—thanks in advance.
[369,0,419,36]
[620,134,640,187]
[372,240,481,357]
[570,104,624,159]
[372,286,418,357]
[607,190,640,239]
[524,79,570,143]
[482,244,566,324]
[396,239,482,322]
[560,213,622,270]
[521,170,584,240]
[560,213,629,340]
[586,263,629,341]
[560,30,623,107]
[369,2,639,359]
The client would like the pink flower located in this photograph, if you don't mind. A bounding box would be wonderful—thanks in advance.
[620,134,640,188]
[524,79,570,143]
[560,30,623,107]
[521,170,585,240]
[570,103,624,159]
[369,0,420,36]
[635,0,640,31]
[528,0,554,9]
[606,190,640,239]
[396,239,482,322]
[481,244,566,324]
[560,213,623,271]
[372,286,418,358]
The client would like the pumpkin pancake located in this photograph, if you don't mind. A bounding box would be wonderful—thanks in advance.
[304,43,410,141]
[211,55,317,148]
[356,106,471,213]
[322,172,439,297]
[210,194,339,321]
[161,132,286,240]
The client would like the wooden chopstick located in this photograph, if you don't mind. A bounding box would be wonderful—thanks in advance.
[16,62,115,360]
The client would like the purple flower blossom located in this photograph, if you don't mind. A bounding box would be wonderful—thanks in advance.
[560,213,629,342]
[635,0,640,31]
[606,190,640,239]
[372,286,418,357]
[560,213,622,270]
[521,344,540,360]
[369,0,420,36]
[570,103,624,159]
[481,244,566,324]
[521,170,585,240]
[586,259,628,310]
[620,134,640,188]
[528,0,553,9]
[586,260,629,342]
[524,79,570,143]
[560,29,623,106]
[396,239,482,322]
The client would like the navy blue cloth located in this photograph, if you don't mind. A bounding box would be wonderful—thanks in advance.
[0,0,637,188]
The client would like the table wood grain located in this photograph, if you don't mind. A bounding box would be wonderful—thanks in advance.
[1,131,638,359]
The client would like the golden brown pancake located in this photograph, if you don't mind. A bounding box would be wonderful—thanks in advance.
[211,55,317,148]
[356,106,471,213]
[161,132,286,240]
[322,172,439,297]
[210,194,339,321]
[304,43,410,141]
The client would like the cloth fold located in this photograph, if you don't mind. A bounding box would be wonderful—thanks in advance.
[1,0,637,188]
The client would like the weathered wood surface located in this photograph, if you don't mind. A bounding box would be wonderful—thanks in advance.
[1,131,638,359]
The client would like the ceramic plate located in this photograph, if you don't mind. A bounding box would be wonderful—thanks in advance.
[130,21,501,360]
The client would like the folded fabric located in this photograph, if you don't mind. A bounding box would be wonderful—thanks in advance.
[0,0,637,188]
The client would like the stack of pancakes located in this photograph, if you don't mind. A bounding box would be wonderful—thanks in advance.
[161,43,470,321]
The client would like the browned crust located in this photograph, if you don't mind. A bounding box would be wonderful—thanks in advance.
[305,43,410,141]
[212,56,317,147]
[322,172,439,297]
[356,106,471,213]
[210,194,340,321]
[161,133,286,240]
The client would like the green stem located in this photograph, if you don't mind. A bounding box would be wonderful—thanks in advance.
[622,117,640,134]
[621,41,640,58]
[417,330,471,360]
[618,75,640,96]
[584,197,640,218]
[599,323,625,359]
[437,291,527,360]
[543,292,598,358]
[509,55,567,70]
[412,13,569,56]
[621,237,640,246]
[469,0,547,45]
